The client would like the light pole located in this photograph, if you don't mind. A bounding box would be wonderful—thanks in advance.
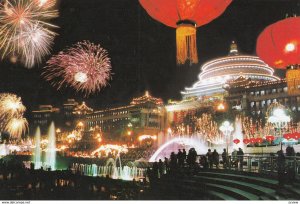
[219,121,234,156]
[267,107,291,150]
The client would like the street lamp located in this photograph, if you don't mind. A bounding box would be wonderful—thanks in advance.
[219,121,234,156]
[267,107,291,150]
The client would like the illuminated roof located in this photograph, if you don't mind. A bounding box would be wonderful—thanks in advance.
[224,76,286,90]
[73,102,93,115]
[181,41,280,99]
[130,91,163,105]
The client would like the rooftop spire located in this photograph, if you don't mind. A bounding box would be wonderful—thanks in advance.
[229,40,239,55]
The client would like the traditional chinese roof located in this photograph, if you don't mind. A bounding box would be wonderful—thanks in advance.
[130,91,163,105]
[181,41,280,98]
[73,102,93,115]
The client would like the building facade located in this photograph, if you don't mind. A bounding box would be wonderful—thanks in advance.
[225,76,300,122]
[181,41,279,99]
[84,91,166,145]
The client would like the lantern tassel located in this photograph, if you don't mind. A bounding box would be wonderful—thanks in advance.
[176,24,198,64]
[286,66,300,95]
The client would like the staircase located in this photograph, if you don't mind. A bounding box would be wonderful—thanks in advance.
[145,170,300,200]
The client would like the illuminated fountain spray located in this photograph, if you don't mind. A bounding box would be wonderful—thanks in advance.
[33,127,42,169]
[45,122,56,170]
[72,158,146,181]
[149,137,208,162]
[233,116,244,150]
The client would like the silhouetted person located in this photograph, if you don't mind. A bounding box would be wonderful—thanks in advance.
[212,149,219,169]
[277,150,286,187]
[200,156,208,169]
[152,161,159,179]
[237,148,244,171]
[177,149,184,167]
[158,159,164,178]
[206,149,213,169]
[286,146,295,157]
[182,149,187,166]
[231,149,238,169]
[222,149,228,169]
[164,157,170,174]
[187,148,197,168]
[170,152,177,172]
[286,146,295,185]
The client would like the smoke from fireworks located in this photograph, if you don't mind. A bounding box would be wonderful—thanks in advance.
[0,93,27,139]
[43,41,112,97]
[0,0,58,68]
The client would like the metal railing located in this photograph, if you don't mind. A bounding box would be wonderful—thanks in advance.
[196,154,300,179]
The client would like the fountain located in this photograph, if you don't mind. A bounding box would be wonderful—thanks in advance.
[33,127,42,169]
[233,116,244,150]
[149,137,208,162]
[72,157,146,181]
[45,122,56,170]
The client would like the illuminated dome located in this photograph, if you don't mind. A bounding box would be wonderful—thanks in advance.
[181,41,280,99]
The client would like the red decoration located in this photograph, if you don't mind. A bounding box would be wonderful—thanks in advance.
[243,138,250,144]
[294,132,300,140]
[283,133,293,140]
[256,17,300,68]
[250,138,256,144]
[139,0,232,64]
[266,135,275,142]
[255,138,263,144]
[233,138,240,144]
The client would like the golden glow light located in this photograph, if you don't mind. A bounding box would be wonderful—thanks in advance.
[285,42,296,52]
[138,135,157,141]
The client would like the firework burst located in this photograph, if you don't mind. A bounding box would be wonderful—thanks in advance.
[5,117,28,138]
[43,41,112,97]
[0,0,58,68]
[0,93,26,118]
[0,93,27,139]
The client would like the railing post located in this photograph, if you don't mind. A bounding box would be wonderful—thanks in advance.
[258,157,262,173]
[248,156,251,172]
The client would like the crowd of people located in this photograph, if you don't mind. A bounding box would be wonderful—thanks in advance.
[147,146,299,188]
[277,146,298,187]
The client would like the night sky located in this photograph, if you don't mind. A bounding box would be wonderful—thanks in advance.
[0,0,299,113]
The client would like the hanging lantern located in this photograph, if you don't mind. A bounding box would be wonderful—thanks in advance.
[265,135,275,142]
[233,138,240,144]
[294,132,300,140]
[283,133,292,140]
[255,138,263,144]
[250,138,256,144]
[256,17,300,95]
[139,0,232,64]
[243,138,250,144]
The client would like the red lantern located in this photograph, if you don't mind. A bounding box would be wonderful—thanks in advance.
[233,138,240,144]
[266,135,275,142]
[250,138,256,144]
[256,17,300,95]
[256,138,263,144]
[139,0,232,64]
[294,132,300,140]
[257,17,300,68]
[243,138,250,144]
[283,133,292,140]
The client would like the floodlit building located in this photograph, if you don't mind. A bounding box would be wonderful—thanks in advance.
[181,41,279,99]
[166,41,281,126]
[84,91,166,144]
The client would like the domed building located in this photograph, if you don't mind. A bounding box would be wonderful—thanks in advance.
[181,41,280,99]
